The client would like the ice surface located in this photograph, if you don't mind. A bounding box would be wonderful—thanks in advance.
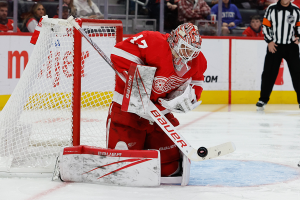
[0,104,300,200]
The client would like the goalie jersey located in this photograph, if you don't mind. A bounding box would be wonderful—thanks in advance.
[111,31,207,111]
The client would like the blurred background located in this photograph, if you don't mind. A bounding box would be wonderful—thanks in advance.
[0,0,280,35]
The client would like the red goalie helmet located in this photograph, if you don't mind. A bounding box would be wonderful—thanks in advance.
[168,23,202,63]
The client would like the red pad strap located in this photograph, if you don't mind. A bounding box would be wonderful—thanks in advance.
[63,145,159,158]
[121,64,137,112]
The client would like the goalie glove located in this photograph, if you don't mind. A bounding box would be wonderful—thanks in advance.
[158,78,202,113]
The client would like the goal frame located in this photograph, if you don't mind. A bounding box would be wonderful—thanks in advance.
[72,18,123,146]
[0,18,123,176]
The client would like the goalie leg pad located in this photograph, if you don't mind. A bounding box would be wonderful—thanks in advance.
[106,102,181,178]
[106,102,153,150]
[161,161,180,177]
[145,124,181,176]
[107,119,147,150]
[54,145,161,187]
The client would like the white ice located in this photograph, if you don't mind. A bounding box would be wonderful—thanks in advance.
[1,104,300,200]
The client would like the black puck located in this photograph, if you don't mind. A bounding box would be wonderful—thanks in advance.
[197,147,208,157]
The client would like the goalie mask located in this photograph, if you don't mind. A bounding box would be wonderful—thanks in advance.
[168,23,202,77]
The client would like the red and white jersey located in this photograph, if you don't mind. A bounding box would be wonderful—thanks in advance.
[259,0,277,9]
[111,31,207,111]
[242,26,264,37]
[0,19,20,32]
[26,18,39,33]
[30,18,43,45]
[292,0,300,8]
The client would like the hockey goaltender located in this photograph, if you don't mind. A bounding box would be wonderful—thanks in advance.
[53,21,235,187]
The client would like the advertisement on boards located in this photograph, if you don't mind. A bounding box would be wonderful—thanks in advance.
[0,35,298,104]
[201,38,229,91]
[0,36,33,95]
[232,39,295,91]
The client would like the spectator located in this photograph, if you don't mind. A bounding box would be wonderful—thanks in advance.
[74,0,104,19]
[64,0,77,17]
[165,0,180,31]
[0,2,20,32]
[211,0,218,6]
[21,3,46,33]
[147,0,162,31]
[231,0,262,9]
[148,0,174,31]
[116,0,135,15]
[261,0,300,9]
[259,0,278,9]
[242,15,264,37]
[178,0,211,24]
[53,4,70,19]
[211,0,242,35]
[130,0,148,15]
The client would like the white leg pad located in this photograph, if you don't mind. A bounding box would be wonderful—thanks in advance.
[53,145,161,187]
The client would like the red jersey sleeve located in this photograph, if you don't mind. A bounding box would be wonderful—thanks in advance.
[185,52,207,101]
[194,53,207,101]
[243,27,264,37]
[30,18,43,45]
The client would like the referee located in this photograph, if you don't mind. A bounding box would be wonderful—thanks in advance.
[256,0,300,110]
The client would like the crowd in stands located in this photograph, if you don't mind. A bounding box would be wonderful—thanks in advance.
[0,1,20,32]
[129,0,281,35]
[21,2,45,32]
[146,0,300,36]
[1,0,300,36]
[0,0,103,33]
[210,0,242,35]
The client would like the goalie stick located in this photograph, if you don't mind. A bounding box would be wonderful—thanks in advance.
[67,16,236,162]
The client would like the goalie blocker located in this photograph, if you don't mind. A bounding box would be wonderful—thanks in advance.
[53,145,191,186]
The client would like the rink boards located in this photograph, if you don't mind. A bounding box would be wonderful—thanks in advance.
[0,35,298,110]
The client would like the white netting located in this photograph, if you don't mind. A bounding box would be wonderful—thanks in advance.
[0,18,117,173]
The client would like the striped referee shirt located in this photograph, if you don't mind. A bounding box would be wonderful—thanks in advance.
[263,1,300,44]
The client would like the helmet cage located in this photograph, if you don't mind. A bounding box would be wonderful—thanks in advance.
[174,37,201,63]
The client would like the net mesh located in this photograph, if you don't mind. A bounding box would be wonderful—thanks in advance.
[0,18,117,172]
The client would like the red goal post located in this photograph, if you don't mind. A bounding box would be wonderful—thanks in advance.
[0,17,123,175]
[72,18,123,146]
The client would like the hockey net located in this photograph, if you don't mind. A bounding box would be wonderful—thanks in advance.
[0,17,123,175]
